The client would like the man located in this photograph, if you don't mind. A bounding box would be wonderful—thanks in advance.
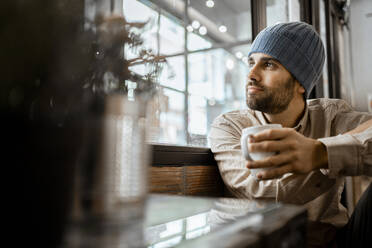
[208,21,372,247]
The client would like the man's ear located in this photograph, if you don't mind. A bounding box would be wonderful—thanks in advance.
[296,81,305,94]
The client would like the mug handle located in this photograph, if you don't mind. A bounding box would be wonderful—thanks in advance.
[241,133,253,161]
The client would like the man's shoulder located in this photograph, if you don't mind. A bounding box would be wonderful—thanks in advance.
[307,98,353,112]
[212,108,256,128]
[209,108,258,141]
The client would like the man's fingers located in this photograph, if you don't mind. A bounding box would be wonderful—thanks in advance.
[250,128,293,142]
[246,153,294,169]
[248,140,293,153]
[256,164,293,180]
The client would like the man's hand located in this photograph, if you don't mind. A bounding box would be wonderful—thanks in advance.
[246,128,328,180]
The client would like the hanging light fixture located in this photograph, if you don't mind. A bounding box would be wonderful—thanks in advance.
[186,25,194,32]
[191,20,200,29]
[218,25,227,33]
[206,0,215,8]
[199,26,207,35]
[235,52,243,59]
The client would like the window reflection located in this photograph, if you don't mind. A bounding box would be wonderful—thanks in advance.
[185,226,210,240]
[152,236,182,248]
[146,212,210,248]
[159,219,183,238]
[186,212,207,231]
[145,197,273,247]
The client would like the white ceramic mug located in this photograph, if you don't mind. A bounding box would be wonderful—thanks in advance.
[241,124,282,177]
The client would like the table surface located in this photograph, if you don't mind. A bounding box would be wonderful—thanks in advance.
[64,194,307,248]
[144,194,307,248]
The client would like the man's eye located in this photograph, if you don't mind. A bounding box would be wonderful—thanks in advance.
[248,62,255,68]
[265,62,274,68]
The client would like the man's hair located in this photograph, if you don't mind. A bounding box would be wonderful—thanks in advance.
[248,21,325,99]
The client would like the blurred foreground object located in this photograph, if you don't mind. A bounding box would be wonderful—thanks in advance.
[1,0,164,247]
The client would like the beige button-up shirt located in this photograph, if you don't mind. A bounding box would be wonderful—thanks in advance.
[208,98,372,227]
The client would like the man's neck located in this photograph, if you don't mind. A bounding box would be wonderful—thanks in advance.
[263,97,306,128]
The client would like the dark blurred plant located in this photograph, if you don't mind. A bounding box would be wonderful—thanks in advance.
[82,14,166,98]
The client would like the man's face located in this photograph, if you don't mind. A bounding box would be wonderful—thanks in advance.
[246,53,296,114]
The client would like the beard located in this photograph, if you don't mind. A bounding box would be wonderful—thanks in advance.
[246,76,295,114]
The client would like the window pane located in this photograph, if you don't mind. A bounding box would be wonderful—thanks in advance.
[187,0,252,51]
[188,47,249,102]
[188,46,250,147]
[159,14,185,55]
[124,0,156,23]
[159,55,185,91]
[124,0,185,56]
[188,32,212,51]
[267,0,300,25]
[147,88,186,145]
[188,94,207,136]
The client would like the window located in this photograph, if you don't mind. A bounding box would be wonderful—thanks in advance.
[267,0,300,25]
[124,0,300,147]
[124,0,160,53]
[188,48,249,145]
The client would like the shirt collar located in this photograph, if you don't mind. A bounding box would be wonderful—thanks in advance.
[253,103,309,133]
[254,110,269,125]
[294,103,308,133]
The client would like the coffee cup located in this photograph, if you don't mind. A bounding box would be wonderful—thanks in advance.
[241,124,282,177]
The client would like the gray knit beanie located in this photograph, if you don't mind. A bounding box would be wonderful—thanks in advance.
[248,21,325,98]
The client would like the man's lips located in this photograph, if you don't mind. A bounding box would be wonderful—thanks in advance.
[247,86,264,94]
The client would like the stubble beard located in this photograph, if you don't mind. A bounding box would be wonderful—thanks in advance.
[246,77,295,114]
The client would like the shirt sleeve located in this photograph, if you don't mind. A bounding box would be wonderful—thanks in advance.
[318,126,372,178]
[317,100,372,178]
[208,114,336,205]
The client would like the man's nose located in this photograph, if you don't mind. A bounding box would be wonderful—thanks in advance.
[247,64,261,82]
